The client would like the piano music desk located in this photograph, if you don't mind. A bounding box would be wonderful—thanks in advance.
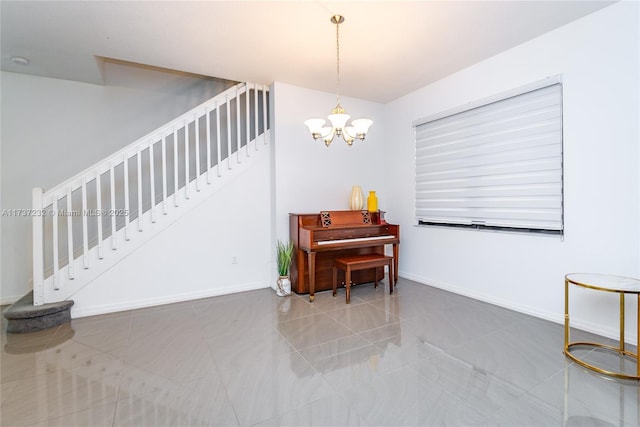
[333,254,395,304]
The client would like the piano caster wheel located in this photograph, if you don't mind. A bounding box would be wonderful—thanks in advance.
[309,295,315,303]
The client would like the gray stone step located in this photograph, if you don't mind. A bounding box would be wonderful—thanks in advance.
[2,292,73,333]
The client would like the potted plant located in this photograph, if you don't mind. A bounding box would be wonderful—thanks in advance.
[276,240,294,296]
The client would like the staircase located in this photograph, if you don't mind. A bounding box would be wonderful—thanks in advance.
[27,82,270,309]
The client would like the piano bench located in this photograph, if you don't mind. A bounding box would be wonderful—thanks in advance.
[332,254,395,304]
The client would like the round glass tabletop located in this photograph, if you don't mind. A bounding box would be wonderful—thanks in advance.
[566,273,640,293]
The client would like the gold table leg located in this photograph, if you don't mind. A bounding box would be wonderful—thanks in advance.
[564,278,569,354]
[620,292,625,353]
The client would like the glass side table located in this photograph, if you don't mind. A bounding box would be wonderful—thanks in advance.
[564,273,640,381]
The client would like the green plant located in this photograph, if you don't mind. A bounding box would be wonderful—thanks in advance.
[276,240,294,277]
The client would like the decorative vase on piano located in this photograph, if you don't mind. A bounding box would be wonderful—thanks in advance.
[367,191,378,212]
[349,185,364,210]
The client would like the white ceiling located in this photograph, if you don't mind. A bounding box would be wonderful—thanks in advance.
[1,1,615,103]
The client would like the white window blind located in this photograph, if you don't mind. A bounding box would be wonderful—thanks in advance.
[415,80,563,233]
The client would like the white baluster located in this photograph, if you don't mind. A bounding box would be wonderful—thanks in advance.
[254,83,259,151]
[52,195,60,289]
[149,141,156,223]
[206,106,212,184]
[263,85,268,144]
[137,146,143,231]
[236,88,241,164]
[184,120,190,199]
[226,94,232,170]
[95,171,103,259]
[173,127,179,207]
[216,101,222,177]
[195,115,201,191]
[66,186,74,279]
[110,162,117,250]
[162,135,168,214]
[245,84,251,158]
[123,153,130,240]
[81,177,89,269]
[32,187,45,305]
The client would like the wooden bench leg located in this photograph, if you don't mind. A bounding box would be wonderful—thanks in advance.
[332,266,337,297]
[388,260,394,295]
[346,267,352,304]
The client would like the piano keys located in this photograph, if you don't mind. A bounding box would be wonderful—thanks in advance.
[290,210,400,302]
[316,235,396,245]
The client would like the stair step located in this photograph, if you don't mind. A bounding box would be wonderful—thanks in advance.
[2,291,73,333]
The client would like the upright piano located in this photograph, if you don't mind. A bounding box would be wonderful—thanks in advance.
[290,210,399,301]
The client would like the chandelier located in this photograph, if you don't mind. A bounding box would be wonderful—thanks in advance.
[304,15,373,147]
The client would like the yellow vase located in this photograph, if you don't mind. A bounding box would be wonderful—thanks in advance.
[367,191,378,212]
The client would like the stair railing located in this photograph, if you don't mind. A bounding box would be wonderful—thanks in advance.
[32,82,270,305]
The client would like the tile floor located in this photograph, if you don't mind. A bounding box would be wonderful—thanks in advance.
[1,278,639,426]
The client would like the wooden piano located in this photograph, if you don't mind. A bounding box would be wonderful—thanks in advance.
[290,210,399,302]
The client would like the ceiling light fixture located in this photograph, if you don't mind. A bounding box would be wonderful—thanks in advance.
[304,15,373,147]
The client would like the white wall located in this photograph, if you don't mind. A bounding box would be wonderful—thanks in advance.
[70,146,272,317]
[1,63,233,303]
[385,1,640,342]
[271,82,387,243]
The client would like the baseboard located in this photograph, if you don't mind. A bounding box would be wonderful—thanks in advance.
[70,281,271,318]
[1,295,22,306]
[399,270,637,345]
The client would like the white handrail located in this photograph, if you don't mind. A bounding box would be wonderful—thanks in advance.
[41,83,249,204]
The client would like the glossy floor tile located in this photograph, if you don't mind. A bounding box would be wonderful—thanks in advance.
[2,278,639,426]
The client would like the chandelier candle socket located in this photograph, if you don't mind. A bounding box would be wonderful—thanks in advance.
[304,15,373,147]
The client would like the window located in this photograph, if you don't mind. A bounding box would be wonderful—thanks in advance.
[414,77,563,234]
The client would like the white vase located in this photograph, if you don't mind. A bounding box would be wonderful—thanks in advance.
[276,276,291,297]
[349,185,364,210]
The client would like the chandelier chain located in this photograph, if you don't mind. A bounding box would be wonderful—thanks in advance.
[335,17,340,107]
